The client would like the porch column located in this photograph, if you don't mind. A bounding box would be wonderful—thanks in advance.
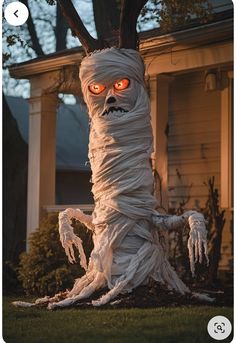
[219,70,233,271]
[149,74,173,212]
[27,92,58,240]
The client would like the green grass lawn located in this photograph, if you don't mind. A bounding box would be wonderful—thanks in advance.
[3,297,233,343]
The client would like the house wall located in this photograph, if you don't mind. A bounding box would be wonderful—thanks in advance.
[167,70,233,272]
[168,71,221,209]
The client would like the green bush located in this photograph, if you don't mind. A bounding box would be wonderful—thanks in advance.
[3,260,24,295]
[18,213,93,296]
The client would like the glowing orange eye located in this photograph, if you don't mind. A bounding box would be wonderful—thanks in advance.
[88,83,106,95]
[114,78,130,91]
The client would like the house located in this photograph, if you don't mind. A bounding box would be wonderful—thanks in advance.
[8,4,233,272]
[6,96,93,206]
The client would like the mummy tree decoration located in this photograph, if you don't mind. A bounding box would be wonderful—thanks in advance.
[13,0,212,309]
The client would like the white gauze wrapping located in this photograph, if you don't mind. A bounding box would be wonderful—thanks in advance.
[78,48,190,305]
[53,48,209,308]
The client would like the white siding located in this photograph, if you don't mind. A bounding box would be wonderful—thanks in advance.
[168,71,221,209]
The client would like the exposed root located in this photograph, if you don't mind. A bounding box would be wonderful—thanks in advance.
[48,272,106,310]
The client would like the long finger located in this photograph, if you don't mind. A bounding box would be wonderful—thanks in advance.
[204,240,209,265]
[64,245,74,264]
[194,239,198,262]
[69,244,76,263]
[187,238,195,276]
[74,238,87,270]
[197,232,203,264]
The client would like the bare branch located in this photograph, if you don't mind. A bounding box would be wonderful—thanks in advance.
[34,17,54,26]
[55,3,68,51]
[57,0,105,54]
[119,0,148,49]
[92,0,120,46]
[21,0,45,56]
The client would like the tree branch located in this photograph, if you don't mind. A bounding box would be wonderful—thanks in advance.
[21,0,45,56]
[119,0,148,49]
[92,0,120,46]
[55,3,68,51]
[57,0,105,54]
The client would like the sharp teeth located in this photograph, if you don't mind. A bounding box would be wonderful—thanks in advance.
[101,107,128,117]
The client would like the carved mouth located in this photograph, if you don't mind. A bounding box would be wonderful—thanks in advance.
[102,107,128,116]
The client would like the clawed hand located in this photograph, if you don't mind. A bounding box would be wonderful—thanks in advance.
[59,221,87,270]
[187,213,209,276]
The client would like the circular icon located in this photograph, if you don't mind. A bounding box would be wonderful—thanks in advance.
[4,2,29,26]
[207,316,232,340]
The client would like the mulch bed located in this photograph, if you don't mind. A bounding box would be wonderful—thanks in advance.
[74,281,233,309]
[12,280,232,310]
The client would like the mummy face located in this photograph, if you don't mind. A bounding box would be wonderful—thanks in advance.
[85,76,141,120]
[88,78,131,118]
[79,48,147,121]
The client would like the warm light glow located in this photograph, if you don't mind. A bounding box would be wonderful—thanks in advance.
[114,78,130,91]
[88,83,106,95]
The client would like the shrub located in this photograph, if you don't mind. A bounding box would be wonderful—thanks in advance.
[3,260,24,295]
[18,212,93,296]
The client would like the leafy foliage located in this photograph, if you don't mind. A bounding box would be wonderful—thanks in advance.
[140,0,212,32]
[18,213,93,296]
[45,0,56,5]
[3,261,23,295]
